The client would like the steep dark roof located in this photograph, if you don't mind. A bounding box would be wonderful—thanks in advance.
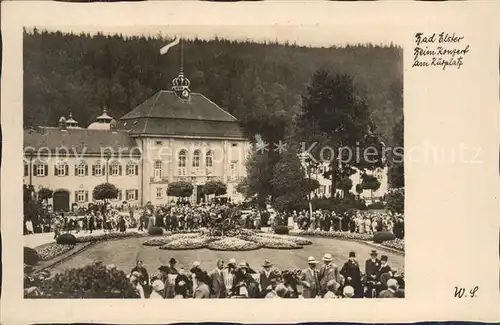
[119,90,245,138]
[23,127,140,155]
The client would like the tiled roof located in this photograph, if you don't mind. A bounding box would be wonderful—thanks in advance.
[118,118,245,138]
[121,90,237,122]
[119,90,245,138]
[23,127,140,155]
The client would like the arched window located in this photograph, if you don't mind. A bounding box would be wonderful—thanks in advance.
[178,150,187,167]
[193,150,200,168]
[55,161,69,177]
[205,150,213,168]
[75,161,88,177]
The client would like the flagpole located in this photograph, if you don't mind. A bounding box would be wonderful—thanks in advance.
[180,34,184,74]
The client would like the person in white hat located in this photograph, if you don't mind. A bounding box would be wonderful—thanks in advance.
[223,258,237,296]
[343,285,355,298]
[300,256,320,298]
[318,253,341,297]
[149,279,165,299]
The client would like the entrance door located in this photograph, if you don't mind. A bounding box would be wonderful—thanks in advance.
[196,185,204,204]
[53,190,70,212]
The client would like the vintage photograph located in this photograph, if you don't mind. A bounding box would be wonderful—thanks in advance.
[22,25,405,299]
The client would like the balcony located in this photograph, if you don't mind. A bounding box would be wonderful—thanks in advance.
[227,176,244,183]
[149,176,169,184]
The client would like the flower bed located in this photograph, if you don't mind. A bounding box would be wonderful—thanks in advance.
[381,238,405,252]
[35,243,74,261]
[159,237,211,250]
[256,233,312,245]
[290,230,373,241]
[207,237,262,251]
[238,234,302,249]
[143,233,200,246]
[76,231,142,243]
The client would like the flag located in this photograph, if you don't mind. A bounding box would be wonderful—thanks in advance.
[160,37,180,55]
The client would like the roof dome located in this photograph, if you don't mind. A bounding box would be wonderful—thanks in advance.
[88,107,114,130]
[66,112,81,129]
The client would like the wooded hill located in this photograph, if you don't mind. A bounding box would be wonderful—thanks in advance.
[24,29,403,143]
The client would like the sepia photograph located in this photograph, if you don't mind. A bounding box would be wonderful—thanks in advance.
[21,25,405,299]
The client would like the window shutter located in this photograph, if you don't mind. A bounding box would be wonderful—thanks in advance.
[92,165,96,176]
[119,165,122,176]
[118,190,122,201]
[75,191,78,203]
[32,164,36,176]
[85,191,89,202]
[135,165,139,175]
[102,166,106,176]
[134,189,138,200]
[44,165,48,176]
[109,164,112,175]
[75,165,78,176]
[85,164,88,176]
[65,164,69,176]
[54,165,58,176]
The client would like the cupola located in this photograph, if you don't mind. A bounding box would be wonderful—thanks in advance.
[88,107,114,130]
[66,111,81,129]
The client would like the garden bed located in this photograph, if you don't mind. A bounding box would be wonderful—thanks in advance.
[207,237,262,251]
[159,237,212,250]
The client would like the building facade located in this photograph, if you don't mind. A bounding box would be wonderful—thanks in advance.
[23,68,250,211]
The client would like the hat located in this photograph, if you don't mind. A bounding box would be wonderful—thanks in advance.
[152,279,165,292]
[387,278,399,289]
[169,258,177,264]
[193,261,201,267]
[262,260,273,268]
[238,262,248,269]
[158,265,170,272]
[343,285,354,297]
[370,250,378,256]
[307,256,318,264]
[322,253,332,262]
[381,255,388,262]
[349,251,356,258]
[174,295,184,299]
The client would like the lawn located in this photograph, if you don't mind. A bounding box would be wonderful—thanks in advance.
[49,236,405,275]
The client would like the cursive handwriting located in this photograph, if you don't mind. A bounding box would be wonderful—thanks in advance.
[454,286,479,298]
[413,32,469,70]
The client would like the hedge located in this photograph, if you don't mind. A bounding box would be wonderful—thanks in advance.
[373,231,396,244]
[24,247,40,266]
[56,233,77,245]
[148,226,164,236]
[274,226,290,235]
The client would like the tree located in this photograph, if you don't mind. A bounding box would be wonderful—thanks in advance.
[23,184,41,221]
[37,187,53,204]
[93,183,119,202]
[202,181,227,196]
[336,177,353,198]
[297,69,385,195]
[355,184,364,198]
[167,181,194,199]
[236,178,252,199]
[388,117,404,188]
[360,174,381,199]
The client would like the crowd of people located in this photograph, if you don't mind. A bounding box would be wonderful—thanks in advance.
[126,248,404,299]
[25,200,404,240]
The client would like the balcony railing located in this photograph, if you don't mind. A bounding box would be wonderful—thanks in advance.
[149,176,169,184]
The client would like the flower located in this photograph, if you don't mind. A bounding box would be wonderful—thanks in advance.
[207,237,261,251]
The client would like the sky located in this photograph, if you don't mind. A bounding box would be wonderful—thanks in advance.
[31,25,403,48]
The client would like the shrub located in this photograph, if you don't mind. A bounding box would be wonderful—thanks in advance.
[373,231,396,244]
[56,233,77,245]
[274,225,289,235]
[386,187,404,214]
[148,226,163,236]
[35,262,139,298]
[24,247,40,266]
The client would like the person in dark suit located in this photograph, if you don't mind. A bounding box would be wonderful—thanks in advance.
[88,212,95,234]
[364,250,381,298]
[209,259,226,298]
[340,251,363,298]
[259,260,278,297]
[131,260,150,297]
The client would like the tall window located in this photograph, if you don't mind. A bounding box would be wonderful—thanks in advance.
[55,161,68,176]
[153,160,162,178]
[205,150,213,168]
[192,150,200,168]
[110,162,122,176]
[92,161,104,177]
[126,189,138,201]
[76,161,88,176]
[178,150,187,167]
[75,190,88,203]
[35,164,47,177]
[127,162,138,176]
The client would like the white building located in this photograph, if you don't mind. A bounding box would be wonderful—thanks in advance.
[23,68,250,211]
